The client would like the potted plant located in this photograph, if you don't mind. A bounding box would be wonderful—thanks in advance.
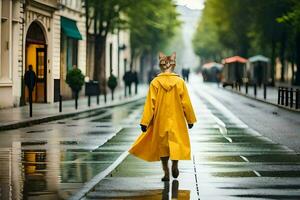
[66,68,84,109]
[107,74,118,100]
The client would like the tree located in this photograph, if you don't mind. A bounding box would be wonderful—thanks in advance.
[85,0,135,94]
[277,0,300,85]
[126,0,180,70]
[66,68,84,109]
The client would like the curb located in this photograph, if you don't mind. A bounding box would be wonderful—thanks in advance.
[0,95,145,132]
[222,87,300,113]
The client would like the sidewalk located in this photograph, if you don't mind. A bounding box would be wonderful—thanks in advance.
[213,82,300,112]
[0,85,147,131]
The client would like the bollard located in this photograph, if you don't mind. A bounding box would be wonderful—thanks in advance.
[88,95,91,107]
[263,84,267,100]
[246,82,248,94]
[285,87,289,106]
[290,88,294,108]
[29,91,33,117]
[59,95,62,112]
[281,88,285,105]
[75,92,78,110]
[296,89,299,109]
[97,95,99,105]
[104,92,107,103]
[277,87,281,105]
[238,83,241,91]
[254,84,257,97]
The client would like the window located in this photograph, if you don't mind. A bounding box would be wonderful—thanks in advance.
[66,38,78,71]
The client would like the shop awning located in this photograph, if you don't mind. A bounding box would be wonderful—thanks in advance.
[202,62,223,70]
[222,56,248,64]
[248,55,270,63]
[61,17,82,40]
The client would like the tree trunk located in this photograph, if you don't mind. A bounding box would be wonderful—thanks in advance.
[295,32,300,86]
[94,35,107,94]
[270,39,276,86]
[279,32,286,82]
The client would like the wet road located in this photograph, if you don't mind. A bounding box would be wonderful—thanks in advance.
[1,78,300,200]
[83,81,300,200]
[0,101,144,200]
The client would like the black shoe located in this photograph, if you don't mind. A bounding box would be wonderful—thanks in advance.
[161,174,170,182]
[172,166,179,178]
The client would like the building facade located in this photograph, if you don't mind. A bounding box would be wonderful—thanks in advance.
[0,0,23,108]
[56,0,86,100]
[0,0,87,108]
[0,0,136,109]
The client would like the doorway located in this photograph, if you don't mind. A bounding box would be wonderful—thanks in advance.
[25,22,47,103]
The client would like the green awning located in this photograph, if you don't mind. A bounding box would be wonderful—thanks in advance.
[61,17,82,40]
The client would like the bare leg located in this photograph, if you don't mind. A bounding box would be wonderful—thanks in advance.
[160,156,170,181]
[172,160,179,178]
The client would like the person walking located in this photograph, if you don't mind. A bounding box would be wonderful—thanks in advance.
[24,65,36,117]
[129,52,197,181]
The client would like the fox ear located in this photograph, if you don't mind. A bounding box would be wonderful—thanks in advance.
[170,52,176,59]
[159,52,166,59]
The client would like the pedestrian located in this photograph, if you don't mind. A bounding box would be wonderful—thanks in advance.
[24,64,36,117]
[129,52,197,181]
[123,70,132,97]
[24,64,36,97]
[181,68,186,81]
[132,70,139,94]
[186,68,190,82]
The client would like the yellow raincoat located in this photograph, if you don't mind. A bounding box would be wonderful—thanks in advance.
[129,72,197,161]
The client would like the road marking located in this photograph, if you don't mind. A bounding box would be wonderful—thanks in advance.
[253,170,262,177]
[240,155,249,162]
[193,155,201,200]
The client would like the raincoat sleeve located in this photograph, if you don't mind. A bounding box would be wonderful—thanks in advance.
[181,82,197,124]
[140,83,157,127]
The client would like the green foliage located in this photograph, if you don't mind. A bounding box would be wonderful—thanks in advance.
[66,68,85,92]
[107,74,118,91]
[126,0,181,59]
[192,0,300,85]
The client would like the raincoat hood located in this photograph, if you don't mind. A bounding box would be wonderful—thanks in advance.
[156,73,180,91]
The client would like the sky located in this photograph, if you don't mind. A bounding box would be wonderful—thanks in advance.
[175,0,205,10]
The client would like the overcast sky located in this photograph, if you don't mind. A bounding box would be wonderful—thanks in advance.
[175,0,205,10]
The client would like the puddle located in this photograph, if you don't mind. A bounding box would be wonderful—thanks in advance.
[246,154,300,163]
[60,141,79,145]
[22,141,47,145]
[212,171,258,177]
[259,171,300,177]
[86,131,113,135]
[203,156,246,162]
[26,129,52,133]
[72,110,107,120]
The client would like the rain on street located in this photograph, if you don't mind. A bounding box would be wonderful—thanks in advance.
[1,75,300,199]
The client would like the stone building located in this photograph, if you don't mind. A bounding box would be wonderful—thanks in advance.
[0,0,135,108]
[0,0,23,108]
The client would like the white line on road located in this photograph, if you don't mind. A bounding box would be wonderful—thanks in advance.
[240,155,249,162]
[253,170,262,177]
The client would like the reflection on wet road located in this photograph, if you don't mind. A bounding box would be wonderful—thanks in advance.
[2,82,300,200]
[0,101,143,200]
[82,84,300,200]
